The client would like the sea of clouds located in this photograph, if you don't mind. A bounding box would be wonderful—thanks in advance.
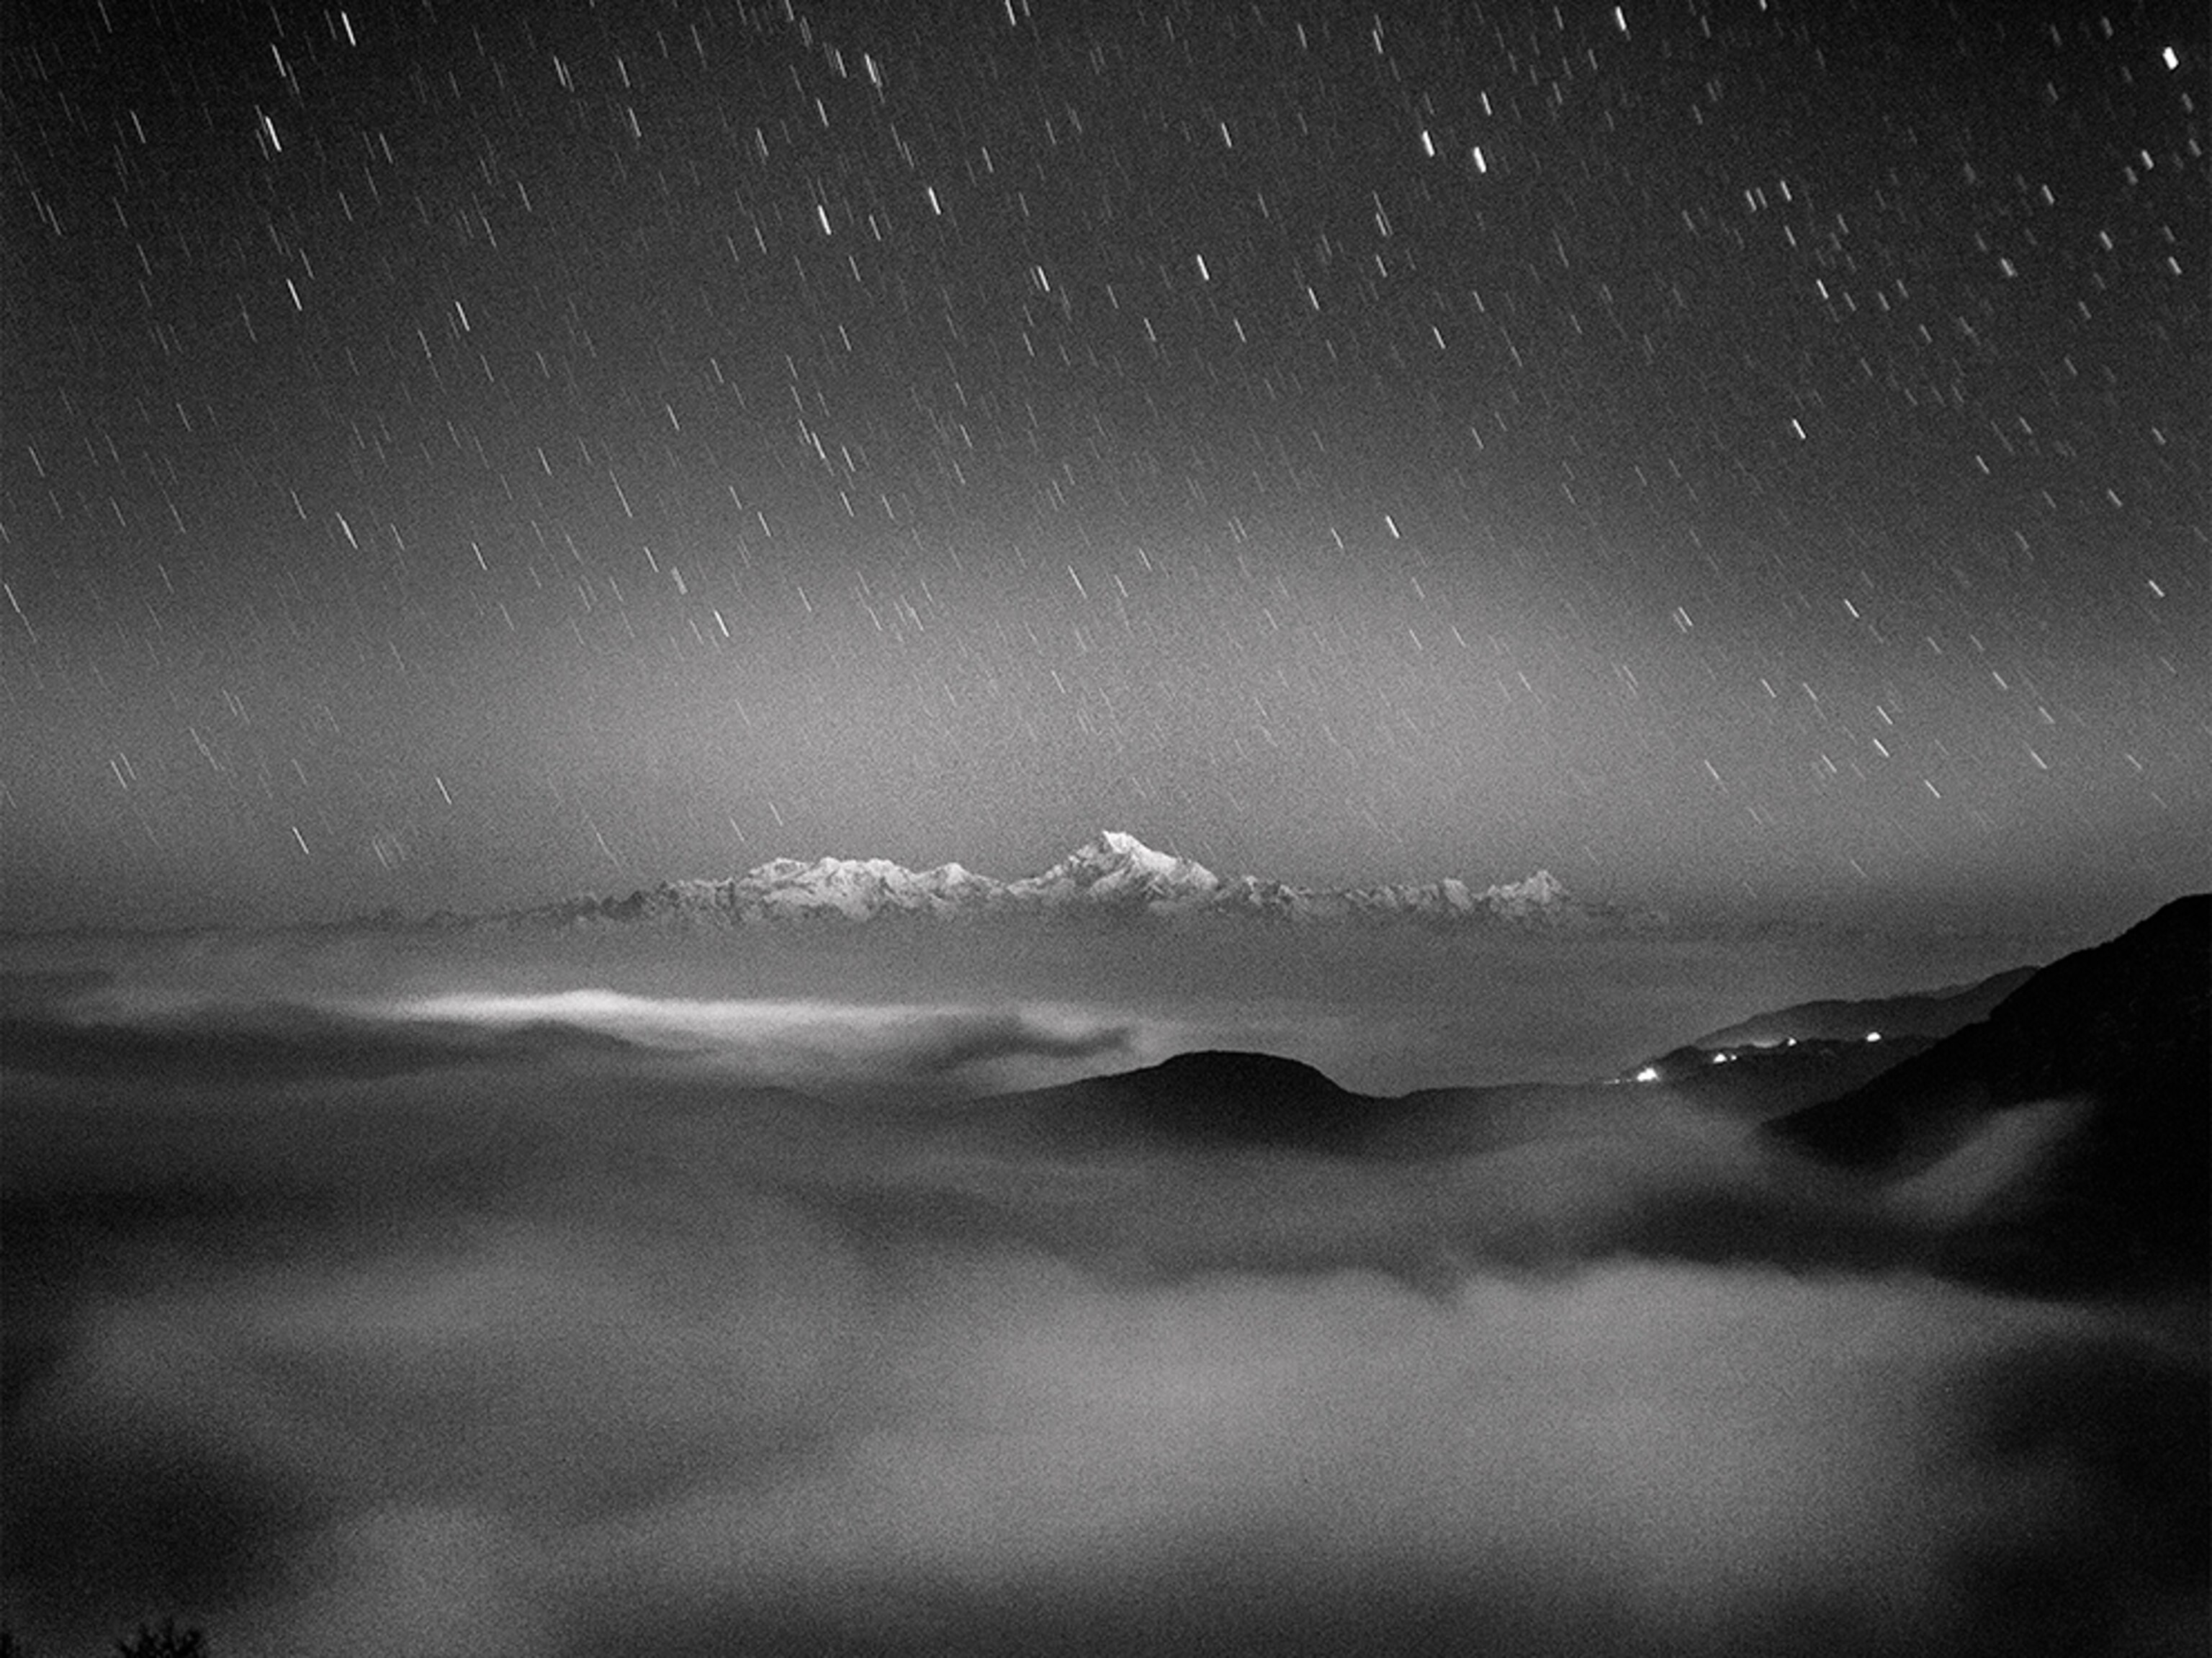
[3,941,2203,1656]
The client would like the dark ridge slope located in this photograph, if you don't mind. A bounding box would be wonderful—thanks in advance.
[1773,895,2210,1288]
[1691,964,2036,1049]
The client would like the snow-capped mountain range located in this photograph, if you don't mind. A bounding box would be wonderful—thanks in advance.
[490,830,1658,933]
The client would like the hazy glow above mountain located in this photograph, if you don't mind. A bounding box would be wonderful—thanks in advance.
[3,1,2203,942]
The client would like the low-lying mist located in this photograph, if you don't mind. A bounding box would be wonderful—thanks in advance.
[3,952,2203,1656]
[0,914,2048,1092]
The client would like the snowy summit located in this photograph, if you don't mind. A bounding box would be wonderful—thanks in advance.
[499,831,1642,933]
[1004,830,1226,912]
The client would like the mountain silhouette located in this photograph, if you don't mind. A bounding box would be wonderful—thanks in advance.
[1104,1050,1377,1148]
[1688,964,2036,1049]
[957,1048,1410,1155]
[1771,894,2210,1289]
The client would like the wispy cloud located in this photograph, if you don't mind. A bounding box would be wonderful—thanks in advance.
[372,989,1149,1093]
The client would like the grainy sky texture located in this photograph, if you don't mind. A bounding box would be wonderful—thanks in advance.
[2,0,2205,931]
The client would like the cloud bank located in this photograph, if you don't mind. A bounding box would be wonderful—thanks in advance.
[4,984,2203,1657]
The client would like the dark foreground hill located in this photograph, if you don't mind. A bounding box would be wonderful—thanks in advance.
[956,1049,1413,1155]
[952,1049,1648,1163]
[1771,894,2210,1291]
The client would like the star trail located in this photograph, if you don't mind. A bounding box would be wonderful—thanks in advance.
[3,0,2204,933]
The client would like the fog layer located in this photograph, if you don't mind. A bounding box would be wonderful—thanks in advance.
[4,959,2202,1656]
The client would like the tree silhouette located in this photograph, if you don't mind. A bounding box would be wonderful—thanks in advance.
[114,1621,206,1658]
[0,1616,213,1657]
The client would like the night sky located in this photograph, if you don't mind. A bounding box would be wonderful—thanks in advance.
[3,0,2204,934]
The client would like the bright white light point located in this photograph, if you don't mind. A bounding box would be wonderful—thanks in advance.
[1866,1031,1882,1043]
[341,11,356,45]
[1473,145,1488,174]
[2163,45,2180,69]
[1384,514,1401,537]
[816,204,832,236]
[925,186,941,215]
[291,826,310,855]
[1195,254,1210,281]
[1790,418,1807,440]
[1419,129,1435,156]
[1634,1065,1661,1083]
[1614,6,1628,32]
